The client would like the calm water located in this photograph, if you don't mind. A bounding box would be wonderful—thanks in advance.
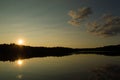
[0,54,120,80]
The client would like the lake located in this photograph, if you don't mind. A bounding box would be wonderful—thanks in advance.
[0,54,120,80]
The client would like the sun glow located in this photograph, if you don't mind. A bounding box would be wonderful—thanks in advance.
[18,39,24,45]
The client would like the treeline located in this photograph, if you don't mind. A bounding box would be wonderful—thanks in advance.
[0,43,77,61]
[0,43,120,61]
[77,44,120,56]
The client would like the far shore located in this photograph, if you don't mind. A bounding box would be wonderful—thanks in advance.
[0,43,120,61]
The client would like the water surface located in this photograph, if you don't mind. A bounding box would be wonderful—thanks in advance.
[0,54,120,80]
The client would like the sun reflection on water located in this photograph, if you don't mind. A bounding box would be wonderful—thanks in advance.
[17,60,23,66]
[17,74,23,79]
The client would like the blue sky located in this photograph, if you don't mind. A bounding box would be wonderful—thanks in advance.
[0,0,120,48]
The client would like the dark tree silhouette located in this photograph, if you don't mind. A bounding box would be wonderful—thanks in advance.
[0,43,120,61]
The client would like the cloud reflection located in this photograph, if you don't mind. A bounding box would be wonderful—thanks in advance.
[89,64,120,80]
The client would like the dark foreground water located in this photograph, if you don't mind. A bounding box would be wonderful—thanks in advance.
[0,54,120,80]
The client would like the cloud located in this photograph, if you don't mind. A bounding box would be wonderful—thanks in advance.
[68,7,120,37]
[68,19,81,26]
[68,7,92,26]
[87,14,120,37]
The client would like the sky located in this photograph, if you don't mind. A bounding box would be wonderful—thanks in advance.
[0,0,120,48]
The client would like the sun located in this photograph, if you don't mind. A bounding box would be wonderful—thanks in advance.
[18,39,24,45]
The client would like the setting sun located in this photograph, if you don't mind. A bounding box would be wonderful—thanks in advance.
[18,39,24,45]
